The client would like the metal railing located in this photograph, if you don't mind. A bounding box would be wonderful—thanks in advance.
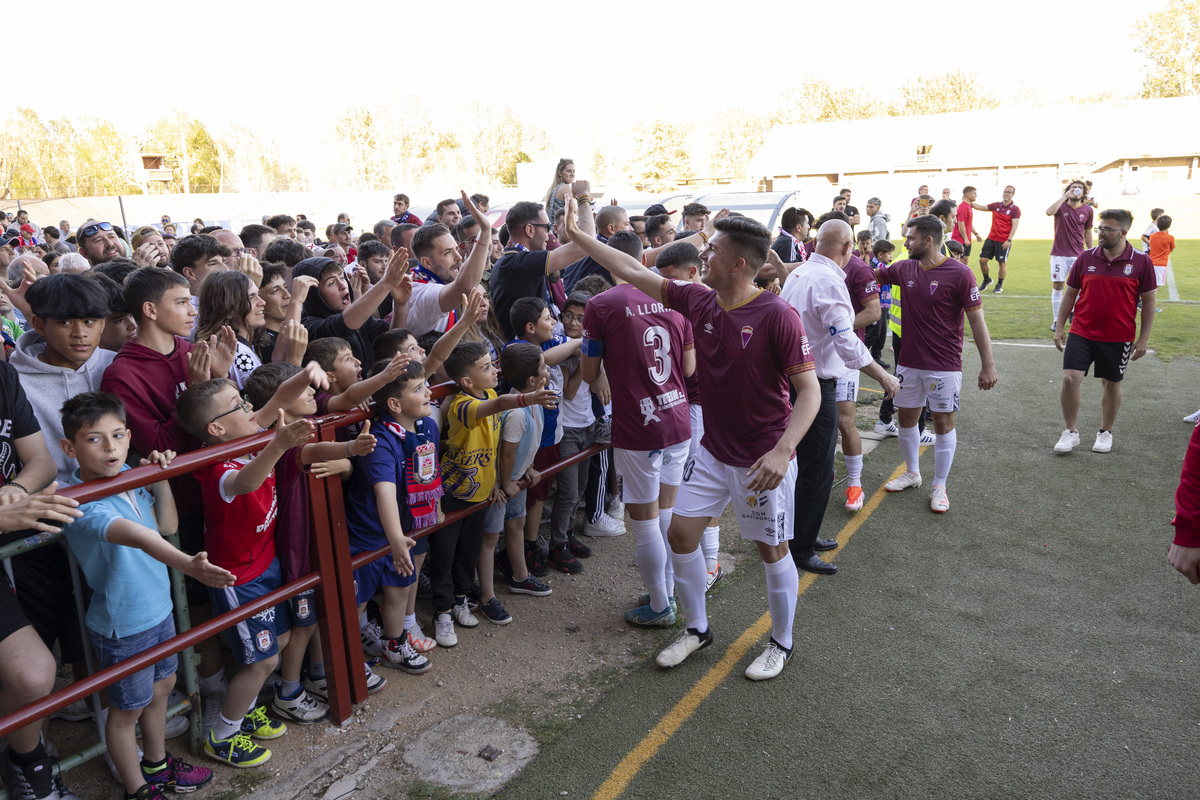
[0,379,610,794]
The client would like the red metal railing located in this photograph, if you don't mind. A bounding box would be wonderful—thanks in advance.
[0,379,611,755]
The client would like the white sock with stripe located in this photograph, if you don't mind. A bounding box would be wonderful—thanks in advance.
[632,518,669,612]
[671,546,709,634]
[764,556,799,650]
[701,526,721,572]
[845,454,863,487]
[898,425,921,477]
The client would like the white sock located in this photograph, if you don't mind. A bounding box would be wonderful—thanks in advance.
[212,713,242,742]
[632,518,669,612]
[844,454,863,487]
[658,508,675,598]
[671,546,709,634]
[898,424,921,477]
[763,556,799,650]
[933,428,957,486]
[1052,288,1063,321]
[198,667,226,696]
[701,526,720,571]
[404,614,416,631]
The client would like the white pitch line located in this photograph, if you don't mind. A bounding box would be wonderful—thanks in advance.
[1166,258,1180,301]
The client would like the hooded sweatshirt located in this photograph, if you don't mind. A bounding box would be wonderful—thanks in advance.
[10,331,116,486]
[293,257,388,366]
[99,335,202,514]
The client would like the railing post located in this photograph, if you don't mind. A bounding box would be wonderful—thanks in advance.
[306,423,365,723]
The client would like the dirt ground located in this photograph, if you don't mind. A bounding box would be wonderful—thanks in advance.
[44,502,746,800]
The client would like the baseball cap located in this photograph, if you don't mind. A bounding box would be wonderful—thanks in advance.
[132,225,160,249]
[333,223,353,234]
[644,204,675,217]
[19,224,34,235]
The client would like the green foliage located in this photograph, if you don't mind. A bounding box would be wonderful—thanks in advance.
[1134,0,1200,97]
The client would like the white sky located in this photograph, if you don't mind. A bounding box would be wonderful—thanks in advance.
[9,0,1151,159]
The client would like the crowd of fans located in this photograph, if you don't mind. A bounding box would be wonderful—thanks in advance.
[0,166,1184,800]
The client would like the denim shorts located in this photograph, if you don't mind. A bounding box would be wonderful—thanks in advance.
[484,490,527,534]
[88,614,178,711]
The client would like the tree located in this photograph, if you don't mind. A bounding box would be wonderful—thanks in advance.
[1134,0,1200,97]
[888,71,999,117]
[629,120,692,191]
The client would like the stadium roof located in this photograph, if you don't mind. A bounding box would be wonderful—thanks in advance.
[748,96,1200,179]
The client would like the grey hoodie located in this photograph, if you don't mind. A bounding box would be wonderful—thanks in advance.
[10,331,116,485]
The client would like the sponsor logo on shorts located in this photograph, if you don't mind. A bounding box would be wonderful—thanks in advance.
[928,378,945,392]
[256,630,273,652]
[254,606,276,624]
[746,491,769,508]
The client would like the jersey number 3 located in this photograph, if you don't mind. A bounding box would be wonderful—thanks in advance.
[644,325,671,386]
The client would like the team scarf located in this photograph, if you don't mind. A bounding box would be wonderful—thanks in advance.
[381,417,443,530]
[410,264,456,328]
[780,230,805,263]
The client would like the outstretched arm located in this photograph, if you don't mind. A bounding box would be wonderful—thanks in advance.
[563,197,666,301]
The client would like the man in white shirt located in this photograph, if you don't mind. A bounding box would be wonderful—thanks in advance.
[779,220,898,575]
[402,192,490,336]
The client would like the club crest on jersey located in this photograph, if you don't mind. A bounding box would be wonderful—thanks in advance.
[929,281,939,295]
[255,630,273,652]
[740,325,754,348]
[1123,265,1132,276]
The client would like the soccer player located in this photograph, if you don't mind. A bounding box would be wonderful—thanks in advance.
[1045,180,1093,330]
[874,215,998,513]
[950,186,983,263]
[564,200,821,682]
[970,185,1021,294]
[1052,210,1155,455]
[581,240,695,627]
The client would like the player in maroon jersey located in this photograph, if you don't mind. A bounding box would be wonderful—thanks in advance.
[565,199,821,682]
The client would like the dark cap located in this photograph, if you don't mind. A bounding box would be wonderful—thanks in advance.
[644,204,674,217]
[333,223,353,234]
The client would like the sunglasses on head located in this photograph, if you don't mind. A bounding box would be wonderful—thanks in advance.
[79,221,113,240]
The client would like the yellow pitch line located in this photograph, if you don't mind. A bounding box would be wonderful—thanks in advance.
[591,455,917,800]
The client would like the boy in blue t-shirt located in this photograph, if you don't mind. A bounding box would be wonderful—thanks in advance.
[504,297,581,574]
[345,361,440,673]
[60,392,233,799]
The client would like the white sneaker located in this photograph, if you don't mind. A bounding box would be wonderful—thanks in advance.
[884,472,922,492]
[364,663,387,693]
[434,613,457,648]
[1186,409,1200,424]
[583,513,626,537]
[271,686,329,724]
[656,627,714,668]
[606,497,625,518]
[451,600,479,628]
[919,428,936,445]
[745,640,793,681]
[1093,430,1113,453]
[873,420,899,437]
[930,485,950,513]
[1054,429,1080,454]
[201,692,225,737]
[49,698,91,722]
[360,618,384,658]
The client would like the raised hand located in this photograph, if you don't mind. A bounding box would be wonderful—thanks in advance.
[302,360,330,391]
[274,410,315,449]
[239,253,263,287]
[187,342,211,386]
[209,326,238,379]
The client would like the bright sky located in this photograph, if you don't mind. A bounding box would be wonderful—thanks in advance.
[10,0,1151,158]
